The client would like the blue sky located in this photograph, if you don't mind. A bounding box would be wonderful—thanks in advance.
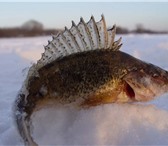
[0,2,168,31]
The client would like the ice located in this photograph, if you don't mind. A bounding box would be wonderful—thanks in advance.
[0,34,168,145]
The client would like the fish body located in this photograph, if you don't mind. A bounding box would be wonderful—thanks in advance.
[14,15,168,146]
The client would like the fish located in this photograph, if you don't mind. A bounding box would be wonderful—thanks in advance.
[14,15,168,146]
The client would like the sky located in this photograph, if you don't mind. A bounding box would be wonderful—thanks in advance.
[0,2,168,31]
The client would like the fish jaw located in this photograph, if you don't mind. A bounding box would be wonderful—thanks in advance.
[123,65,168,102]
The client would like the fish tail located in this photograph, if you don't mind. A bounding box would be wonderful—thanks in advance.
[14,93,38,146]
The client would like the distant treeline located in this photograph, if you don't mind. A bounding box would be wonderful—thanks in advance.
[116,26,168,34]
[0,26,167,38]
[0,28,60,38]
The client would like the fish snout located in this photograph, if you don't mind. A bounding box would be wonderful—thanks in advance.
[123,69,168,102]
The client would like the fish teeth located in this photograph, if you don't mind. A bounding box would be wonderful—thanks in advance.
[36,15,122,70]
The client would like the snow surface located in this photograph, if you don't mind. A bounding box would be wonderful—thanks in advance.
[0,34,168,145]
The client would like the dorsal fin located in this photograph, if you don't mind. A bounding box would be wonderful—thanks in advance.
[36,15,122,69]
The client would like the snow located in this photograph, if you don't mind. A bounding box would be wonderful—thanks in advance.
[32,104,168,145]
[0,34,168,145]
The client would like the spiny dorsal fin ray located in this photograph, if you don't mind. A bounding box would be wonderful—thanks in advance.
[70,21,85,51]
[37,15,122,69]
[108,25,117,49]
[77,17,92,51]
[87,15,99,49]
[63,26,80,53]
[113,37,122,51]
[96,14,108,49]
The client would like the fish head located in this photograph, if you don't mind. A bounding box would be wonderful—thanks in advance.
[123,63,168,102]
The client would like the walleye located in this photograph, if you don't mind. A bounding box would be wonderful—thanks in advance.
[14,15,168,146]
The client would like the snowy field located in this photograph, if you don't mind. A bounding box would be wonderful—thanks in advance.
[0,34,168,145]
